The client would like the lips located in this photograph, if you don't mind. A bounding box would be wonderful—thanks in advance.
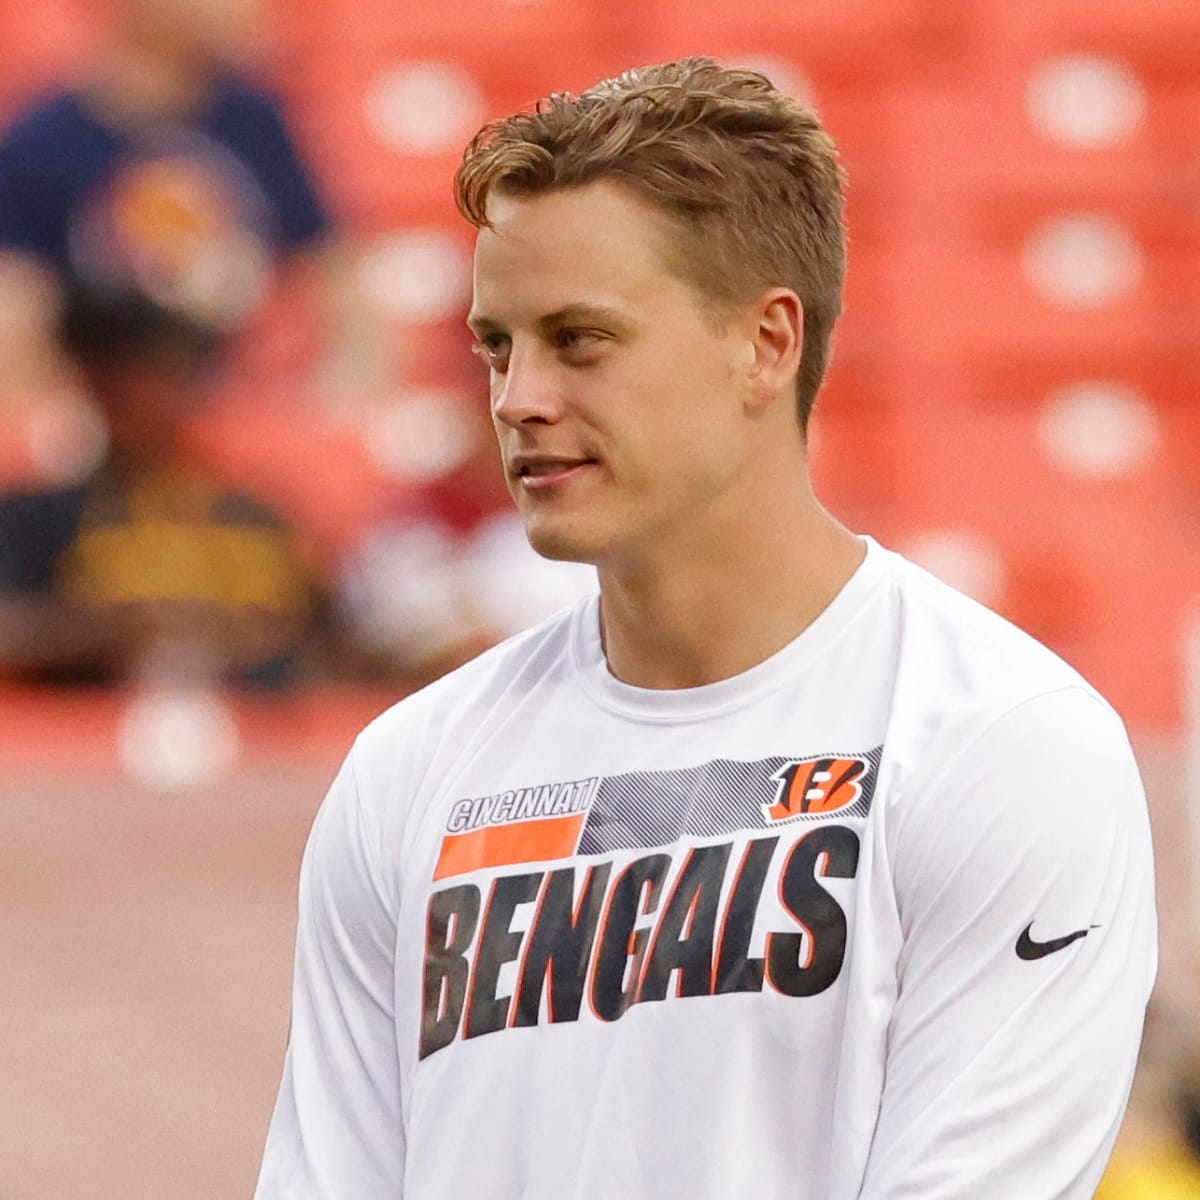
[511,455,597,491]
[519,458,589,477]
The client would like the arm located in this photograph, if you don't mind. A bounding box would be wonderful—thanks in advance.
[255,751,405,1199]
[860,687,1157,1198]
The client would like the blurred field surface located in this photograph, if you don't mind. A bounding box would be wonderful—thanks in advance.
[0,689,390,1200]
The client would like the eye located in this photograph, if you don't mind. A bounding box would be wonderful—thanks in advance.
[470,333,511,373]
[554,328,605,359]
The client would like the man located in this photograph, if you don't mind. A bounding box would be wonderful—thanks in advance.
[256,59,1156,1198]
[0,0,355,683]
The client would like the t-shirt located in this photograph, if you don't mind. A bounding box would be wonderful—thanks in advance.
[255,537,1157,1199]
[0,76,330,352]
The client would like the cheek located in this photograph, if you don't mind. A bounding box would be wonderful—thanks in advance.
[642,351,743,442]
[576,337,744,469]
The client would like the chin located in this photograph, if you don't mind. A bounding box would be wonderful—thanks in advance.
[523,520,605,565]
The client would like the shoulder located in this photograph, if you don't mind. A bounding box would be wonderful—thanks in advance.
[872,549,1146,863]
[0,89,87,155]
[881,543,1111,717]
[868,543,1135,816]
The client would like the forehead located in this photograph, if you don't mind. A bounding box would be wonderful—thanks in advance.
[470,183,690,325]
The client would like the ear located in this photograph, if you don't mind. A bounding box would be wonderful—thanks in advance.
[746,288,804,412]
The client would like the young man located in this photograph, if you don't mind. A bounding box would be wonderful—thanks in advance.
[256,59,1156,1198]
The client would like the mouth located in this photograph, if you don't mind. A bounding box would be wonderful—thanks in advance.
[512,456,598,492]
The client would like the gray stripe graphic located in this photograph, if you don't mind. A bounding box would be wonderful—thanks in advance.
[576,747,882,856]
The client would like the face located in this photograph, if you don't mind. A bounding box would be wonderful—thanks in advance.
[469,182,759,569]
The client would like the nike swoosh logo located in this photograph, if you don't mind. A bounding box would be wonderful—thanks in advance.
[1016,922,1094,961]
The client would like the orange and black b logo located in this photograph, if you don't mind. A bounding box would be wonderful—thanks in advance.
[764,756,869,824]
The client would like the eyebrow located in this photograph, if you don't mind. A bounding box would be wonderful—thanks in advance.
[467,303,631,337]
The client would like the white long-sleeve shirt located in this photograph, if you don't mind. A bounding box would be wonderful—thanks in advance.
[256,537,1156,1199]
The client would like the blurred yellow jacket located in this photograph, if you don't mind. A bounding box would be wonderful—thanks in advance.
[1097,1141,1200,1200]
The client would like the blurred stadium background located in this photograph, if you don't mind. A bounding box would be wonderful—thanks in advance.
[1,0,1197,1196]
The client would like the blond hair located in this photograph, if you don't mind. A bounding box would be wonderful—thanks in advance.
[455,57,847,432]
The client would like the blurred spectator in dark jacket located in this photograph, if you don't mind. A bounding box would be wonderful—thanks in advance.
[0,0,371,686]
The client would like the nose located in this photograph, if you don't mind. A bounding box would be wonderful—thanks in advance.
[491,345,561,428]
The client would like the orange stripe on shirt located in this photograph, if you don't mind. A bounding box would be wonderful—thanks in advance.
[434,814,587,881]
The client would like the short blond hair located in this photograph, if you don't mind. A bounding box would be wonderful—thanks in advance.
[455,57,847,432]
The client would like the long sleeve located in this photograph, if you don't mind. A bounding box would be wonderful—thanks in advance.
[860,687,1157,1198]
[255,751,405,1198]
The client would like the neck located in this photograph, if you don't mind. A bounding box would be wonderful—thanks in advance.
[597,477,865,690]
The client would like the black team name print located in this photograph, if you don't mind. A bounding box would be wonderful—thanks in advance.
[420,824,860,1058]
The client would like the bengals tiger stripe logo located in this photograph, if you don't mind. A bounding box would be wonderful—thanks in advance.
[763,756,869,823]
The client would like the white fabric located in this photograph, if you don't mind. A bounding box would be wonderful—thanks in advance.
[256,537,1156,1199]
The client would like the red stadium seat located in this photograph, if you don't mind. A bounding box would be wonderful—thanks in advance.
[267,0,607,55]
[877,72,1200,224]
[1155,397,1200,516]
[808,363,899,534]
[973,0,1200,82]
[634,0,956,81]
[274,37,623,227]
[858,396,1197,727]
[873,237,1192,373]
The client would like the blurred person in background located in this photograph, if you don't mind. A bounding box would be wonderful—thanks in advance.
[0,0,373,686]
[1097,1004,1200,1198]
